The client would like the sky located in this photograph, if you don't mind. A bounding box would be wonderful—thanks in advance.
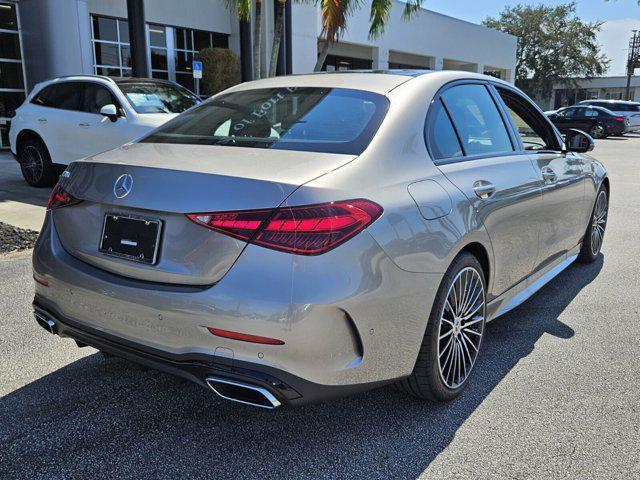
[423,0,640,76]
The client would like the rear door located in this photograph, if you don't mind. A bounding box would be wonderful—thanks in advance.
[33,82,84,163]
[430,82,543,296]
[493,85,589,268]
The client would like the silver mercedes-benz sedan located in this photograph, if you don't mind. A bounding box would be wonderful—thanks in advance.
[32,71,608,408]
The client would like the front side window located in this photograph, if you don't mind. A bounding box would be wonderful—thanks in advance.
[80,83,119,114]
[141,87,389,155]
[117,82,199,114]
[557,107,577,118]
[441,84,513,156]
[496,87,557,151]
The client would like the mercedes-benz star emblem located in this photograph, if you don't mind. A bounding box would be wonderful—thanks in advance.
[113,174,134,199]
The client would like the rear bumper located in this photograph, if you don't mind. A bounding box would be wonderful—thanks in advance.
[32,212,441,403]
[606,124,626,136]
[33,300,394,406]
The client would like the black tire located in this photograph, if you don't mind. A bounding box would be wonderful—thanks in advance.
[588,124,606,139]
[578,185,608,263]
[396,252,487,402]
[18,136,56,187]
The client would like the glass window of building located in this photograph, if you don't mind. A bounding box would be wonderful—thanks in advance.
[91,15,132,77]
[149,24,168,80]
[90,16,229,91]
[0,0,26,146]
[174,27,228,91]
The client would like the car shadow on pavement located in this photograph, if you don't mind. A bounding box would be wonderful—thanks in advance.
[0,256,603,479]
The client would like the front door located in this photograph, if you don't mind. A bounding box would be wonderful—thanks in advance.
[493,85,588,271]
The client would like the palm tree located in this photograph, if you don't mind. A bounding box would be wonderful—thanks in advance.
[314,0,426,71]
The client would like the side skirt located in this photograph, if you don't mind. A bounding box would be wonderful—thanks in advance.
[487,249,579,321]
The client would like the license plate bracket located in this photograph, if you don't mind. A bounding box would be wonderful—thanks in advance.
[99,214,162,265]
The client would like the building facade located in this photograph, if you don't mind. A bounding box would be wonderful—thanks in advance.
[0,0,517,147]
[539,76,640,111]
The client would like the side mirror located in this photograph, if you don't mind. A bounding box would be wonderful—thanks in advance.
[99,104,119,122]
[564,129,594,153]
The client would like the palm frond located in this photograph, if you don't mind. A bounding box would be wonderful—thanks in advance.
[401,0,424,21]
[369,0,392,38]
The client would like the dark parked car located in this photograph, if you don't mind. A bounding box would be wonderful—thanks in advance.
[547,105,629,138]
[576,99,640,133]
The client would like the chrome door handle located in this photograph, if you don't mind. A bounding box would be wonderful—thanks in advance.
[78,123,90,127]
[473,181,496,199]
[541,167,557,184]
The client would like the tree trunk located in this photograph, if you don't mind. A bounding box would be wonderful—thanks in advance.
[253,0,262,79]
[268,0,284,77]
[314,39,329,72]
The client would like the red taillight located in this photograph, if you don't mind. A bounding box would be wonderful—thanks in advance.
[614,116,625,122]
[33,273,49,287]
[207,327,285,345]
[187,199,383,255]
[46,182,82,210]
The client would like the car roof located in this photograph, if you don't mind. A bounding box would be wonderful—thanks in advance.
[579,99,640,105]
[224,70,508,95]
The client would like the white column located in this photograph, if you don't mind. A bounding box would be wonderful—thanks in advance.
[434,57,444,70]
[476,63,485,75]
[77,0,94,74]
[372,46,389,70]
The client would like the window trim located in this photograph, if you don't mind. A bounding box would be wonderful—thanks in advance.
[490,83,563,154]
[30,80,124,115]
[424,79,517,165]
[425,79,565,165]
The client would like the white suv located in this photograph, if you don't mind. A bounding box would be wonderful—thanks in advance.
[9,75,200,187]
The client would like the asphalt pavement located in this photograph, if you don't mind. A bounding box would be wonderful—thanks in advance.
[1,136,639,479]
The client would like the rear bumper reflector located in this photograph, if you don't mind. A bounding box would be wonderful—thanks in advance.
[207,327,285,345]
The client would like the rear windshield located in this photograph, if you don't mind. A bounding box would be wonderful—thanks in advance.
[117,82,199,114]
[140,87,389,155]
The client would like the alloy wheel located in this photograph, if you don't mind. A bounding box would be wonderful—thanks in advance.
[589,125,605,139]
[437,267,485,389]
[590,190,608,256]
[21,145,44,184]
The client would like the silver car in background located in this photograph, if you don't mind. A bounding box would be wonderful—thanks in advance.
[32,71,609,408]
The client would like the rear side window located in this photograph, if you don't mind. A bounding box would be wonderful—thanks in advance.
[427,99,463,160]
[31,82,81,111]
[31,85,57,108]
[611,103,640,112]
[142,87,389,155]
[441,84,513,156]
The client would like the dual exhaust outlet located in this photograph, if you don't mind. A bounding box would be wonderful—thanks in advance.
[33,311,281,409]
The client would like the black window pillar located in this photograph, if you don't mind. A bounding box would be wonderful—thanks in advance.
[127,0,149,77]
[239,18,253,81]
[285,0,292,74]
[275,0,292,76]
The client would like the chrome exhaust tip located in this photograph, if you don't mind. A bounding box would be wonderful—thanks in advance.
[206,377,281,409]
[34,311,57,335]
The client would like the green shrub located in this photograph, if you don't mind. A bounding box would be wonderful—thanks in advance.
[197,47,241,96]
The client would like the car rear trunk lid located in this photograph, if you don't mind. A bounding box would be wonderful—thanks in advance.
[53,143,356,285]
